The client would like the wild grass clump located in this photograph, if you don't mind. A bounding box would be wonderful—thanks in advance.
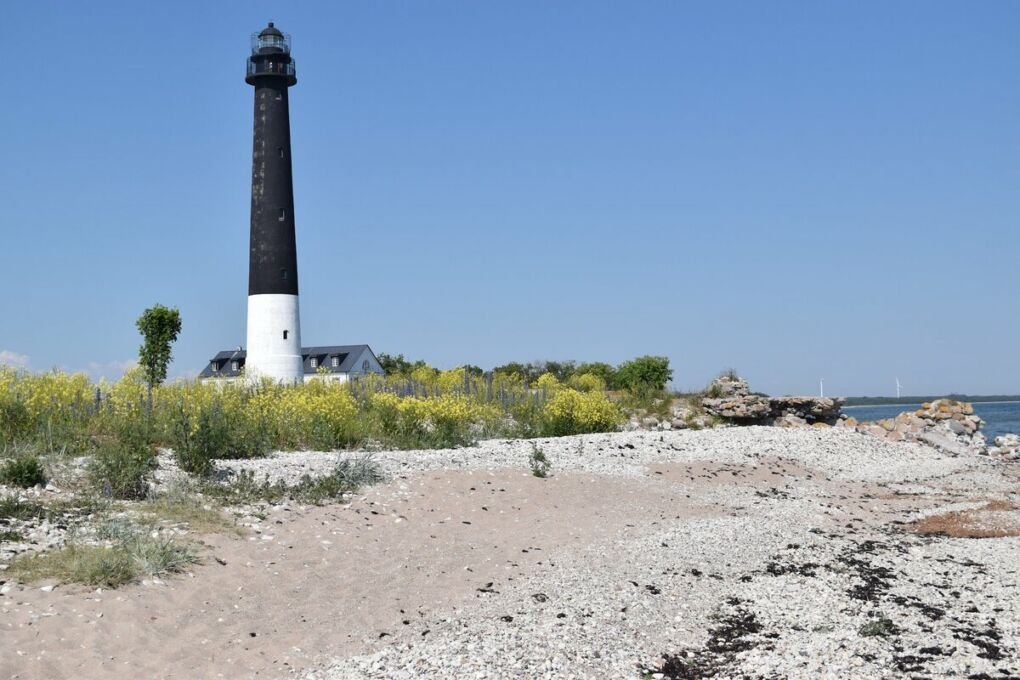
[0,495,48,521]
[859,617,900,638]
[0,529,23,542]
[11,543,138,587]
[141,486,234,534]
[8,530,197,588]
[203,455,384,506]
[0,455,47,488]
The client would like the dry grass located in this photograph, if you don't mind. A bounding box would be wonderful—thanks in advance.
[910,500,1020,539]
[139,495,237,535]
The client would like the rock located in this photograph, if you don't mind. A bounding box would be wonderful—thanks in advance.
[702,394,771,422]
[994,433,1020,448]
[774,414,807,428]
[769,396,844,424]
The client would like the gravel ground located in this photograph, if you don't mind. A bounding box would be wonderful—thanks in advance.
[270,427,1020,680]
[6,427,1018,679]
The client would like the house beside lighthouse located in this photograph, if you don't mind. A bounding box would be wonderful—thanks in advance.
[201,23,383,384]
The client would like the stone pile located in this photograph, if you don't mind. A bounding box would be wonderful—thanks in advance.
[987,433,1020,460]
[848,399,988,457]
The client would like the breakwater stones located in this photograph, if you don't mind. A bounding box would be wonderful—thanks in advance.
[845,399,1002,458]
[988,433,1020,459]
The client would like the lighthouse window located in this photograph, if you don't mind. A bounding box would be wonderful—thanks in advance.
[279,208,286,221]
[283,330,289,340]
[278,147,284,158]
[281,268,288,280]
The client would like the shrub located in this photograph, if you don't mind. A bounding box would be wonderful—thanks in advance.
[541,389,622,436]
[0,397,31,444]
[0,455,47,488]
[89,418,155,500]
[567,373,606,393]
[615,356,673,395]
[534,372,561,391]
[529,443,550,478]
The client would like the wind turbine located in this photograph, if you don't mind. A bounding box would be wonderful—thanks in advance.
[820,378,824,399]
[896,377,903,399]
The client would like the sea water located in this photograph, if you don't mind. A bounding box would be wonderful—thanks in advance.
[842,401,1020,442]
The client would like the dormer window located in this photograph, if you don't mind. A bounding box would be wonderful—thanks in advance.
[211,362,218,372]
[231,360,239,371]
[331,356,339,368]
[310,357,318,368]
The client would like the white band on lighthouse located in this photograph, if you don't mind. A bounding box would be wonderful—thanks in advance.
[245,294,303,383]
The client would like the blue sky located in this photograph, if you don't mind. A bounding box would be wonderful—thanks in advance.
[2,1,1018,396]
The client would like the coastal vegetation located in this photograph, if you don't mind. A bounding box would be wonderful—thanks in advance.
[0,356,669,587]
[0,357,664,497]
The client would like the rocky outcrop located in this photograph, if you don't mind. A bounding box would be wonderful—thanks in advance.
[846,399,988,457]
[701,375,844,426]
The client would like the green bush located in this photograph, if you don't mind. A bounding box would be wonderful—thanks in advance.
[0,455,47,488]
[615,355,673,395]
[89,419,155,500]
[0,398,31,444]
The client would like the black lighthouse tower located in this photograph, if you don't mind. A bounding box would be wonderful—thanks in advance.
[244,22,303,382]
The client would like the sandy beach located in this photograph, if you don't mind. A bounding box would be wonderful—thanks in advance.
[3,427,1019,679]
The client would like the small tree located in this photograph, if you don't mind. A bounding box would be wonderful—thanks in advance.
[615,355,673,394]
[136,304,182,400]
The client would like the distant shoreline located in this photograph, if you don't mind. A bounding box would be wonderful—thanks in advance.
[843,396,1020,407]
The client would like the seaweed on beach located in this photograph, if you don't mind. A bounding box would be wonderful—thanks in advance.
[638,599,769,679]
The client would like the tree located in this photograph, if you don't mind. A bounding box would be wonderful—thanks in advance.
[492,362,529,382]
[462,364,484,378]
[615,355,672,394]
[136,304,182,395]
[378,353,412,376]
[575,362,617,390]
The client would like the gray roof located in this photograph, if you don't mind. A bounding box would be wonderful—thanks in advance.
[198,344,380,379]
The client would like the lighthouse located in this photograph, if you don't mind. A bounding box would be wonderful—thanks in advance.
[244,23,302,383]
